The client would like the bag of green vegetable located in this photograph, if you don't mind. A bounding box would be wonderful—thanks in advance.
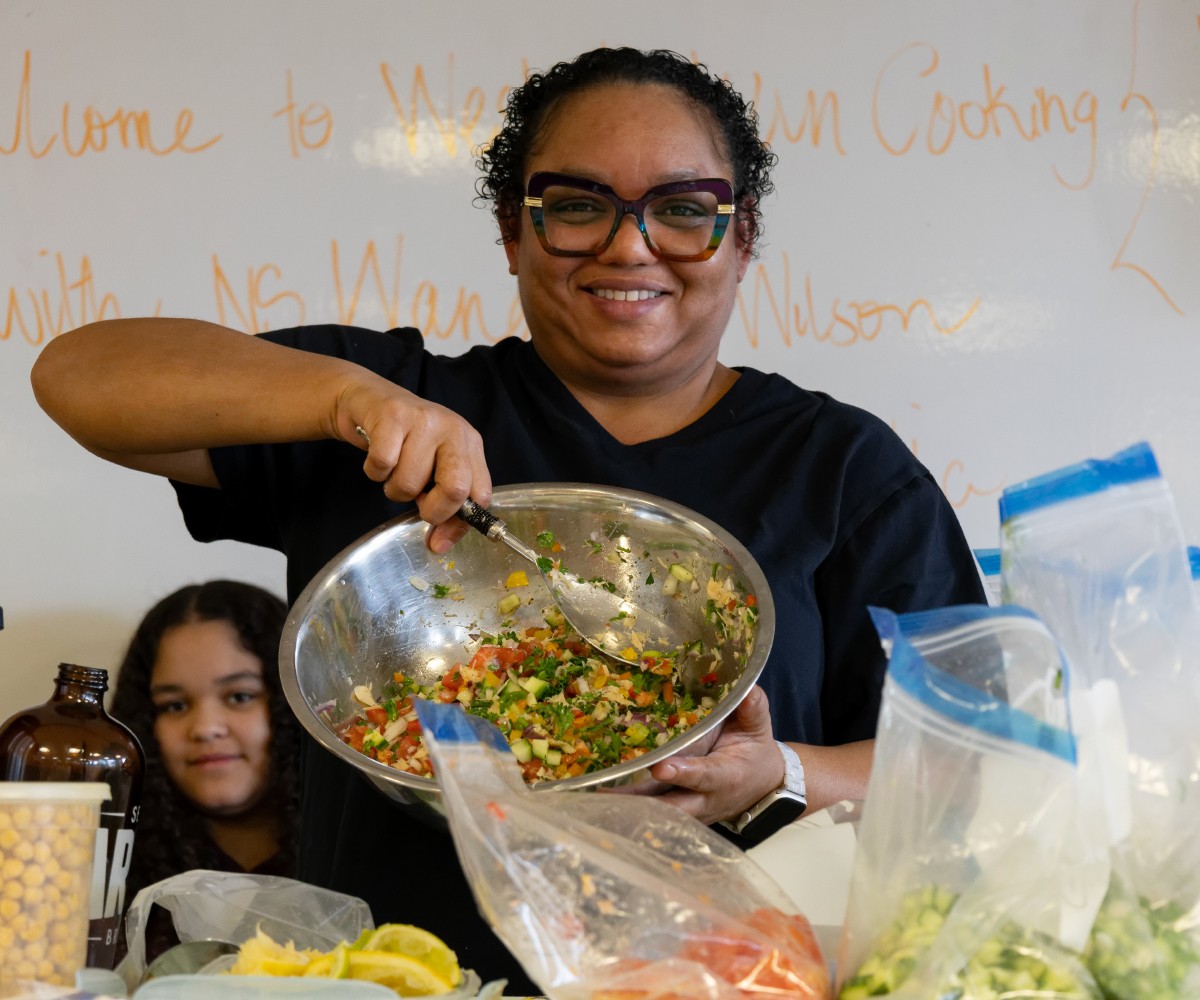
[1000,441,1200,998]
[413,698,830,1000]
[837,604,1109,1000]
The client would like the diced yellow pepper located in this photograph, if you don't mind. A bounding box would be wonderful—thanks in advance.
[483,669,502,687]
[505,570,529,589]
[620,647,637,662]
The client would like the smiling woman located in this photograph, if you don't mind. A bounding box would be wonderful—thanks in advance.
[108,579,297,965]
[31,46,987,993]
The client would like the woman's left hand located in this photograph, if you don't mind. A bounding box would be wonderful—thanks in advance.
[647,685,783,827]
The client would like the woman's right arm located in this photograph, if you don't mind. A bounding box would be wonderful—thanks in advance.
[30,318,491,540]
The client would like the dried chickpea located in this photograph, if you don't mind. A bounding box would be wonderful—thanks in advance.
[0,796,97,986]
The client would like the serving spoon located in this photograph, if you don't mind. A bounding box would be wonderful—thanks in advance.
[355,427,681,667]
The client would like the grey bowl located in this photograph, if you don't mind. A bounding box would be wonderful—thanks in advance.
[279,483,774,816]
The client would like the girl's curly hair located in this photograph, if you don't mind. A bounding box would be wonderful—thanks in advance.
[476,47,777,255]
[110,581,298,905]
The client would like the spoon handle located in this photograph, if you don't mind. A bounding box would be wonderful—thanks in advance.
[459,499,540,566]
[459,497,502,537]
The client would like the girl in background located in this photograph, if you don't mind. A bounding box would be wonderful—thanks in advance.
[110,579,299,960]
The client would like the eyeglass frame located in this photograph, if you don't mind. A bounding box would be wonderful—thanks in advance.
[522,171,737,262]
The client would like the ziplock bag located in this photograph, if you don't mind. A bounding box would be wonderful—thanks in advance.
[837,605,1108,1000]
[1001,441,1200,997]
[116,870,373,990]
[413,698,831,1000]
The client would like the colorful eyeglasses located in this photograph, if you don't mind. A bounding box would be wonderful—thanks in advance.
[523,172,736,262]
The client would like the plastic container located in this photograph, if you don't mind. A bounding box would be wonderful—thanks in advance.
[0,781,111,987]
[133,975,398,998]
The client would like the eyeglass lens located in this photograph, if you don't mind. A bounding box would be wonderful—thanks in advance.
[538,182,724,258]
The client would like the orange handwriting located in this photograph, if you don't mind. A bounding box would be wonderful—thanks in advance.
[749,74,846,153]
[871,42,1097,190]
[0,50,221,158]
[210,238,525,342]
[3,250,136,346]
[378,55,493,160]
[213,257,306,332]
[735,254,980,349]
[331,237,524,342]
[273,69,333,157]
[1108,0,1182,314]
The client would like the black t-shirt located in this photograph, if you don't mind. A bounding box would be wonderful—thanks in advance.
[173,325,985,990]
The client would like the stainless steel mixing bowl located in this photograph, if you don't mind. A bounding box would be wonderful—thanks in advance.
[279,483,774,815]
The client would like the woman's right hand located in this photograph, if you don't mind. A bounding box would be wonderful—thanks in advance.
[334,379,492,553]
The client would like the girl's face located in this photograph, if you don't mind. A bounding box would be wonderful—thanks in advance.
[504,82,751,396]
[149,618,273,817]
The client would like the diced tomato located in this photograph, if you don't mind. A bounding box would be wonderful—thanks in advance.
[397,734,421,758]
[700,671,720,685]
[495,646,524,668]
[662,680,675,705]
[745,594,757,608]
[364,706,388,727]
[633,690,656,708]
[406,719,422,736]
[441,668,464,692]
[436,687,459,703]
[344,724,368,752]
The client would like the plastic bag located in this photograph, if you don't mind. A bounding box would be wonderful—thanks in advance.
[1000,441,1200,997]
[116,870,373,990]
[837,604,1108,999]
[413,698,831,1000]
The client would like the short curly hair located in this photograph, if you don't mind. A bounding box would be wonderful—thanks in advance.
[476,47,777,255]
[110,580,298,936]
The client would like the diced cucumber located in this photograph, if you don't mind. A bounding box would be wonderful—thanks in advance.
[530,737,550,760]
[624,722,650,747]
[497,593,521,615]
[361,730,387,751]
[544,748,562,767]
[518,675,550,697]
[668,563,694,582]
[837,884,1103,1000]
[510,738,533,763]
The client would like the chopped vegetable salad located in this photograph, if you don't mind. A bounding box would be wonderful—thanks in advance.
[339,583,757,783]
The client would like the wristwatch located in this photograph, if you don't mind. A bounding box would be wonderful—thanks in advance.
[727,741,807,844]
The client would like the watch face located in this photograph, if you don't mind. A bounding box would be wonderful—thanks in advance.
[736,789,807,844]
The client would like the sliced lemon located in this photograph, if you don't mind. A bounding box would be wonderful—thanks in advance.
[346,950,454,995]
[303,943,351,978]
[303,955,334,977]
[360,924,461,987]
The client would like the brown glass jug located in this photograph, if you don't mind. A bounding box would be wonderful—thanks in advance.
[0,663,144,970]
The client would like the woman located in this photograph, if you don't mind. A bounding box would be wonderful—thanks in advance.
[33,48,984,989]
[110,580,298,961]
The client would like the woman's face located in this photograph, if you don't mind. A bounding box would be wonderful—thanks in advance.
[149,619,273,817]
[505,82,751,393]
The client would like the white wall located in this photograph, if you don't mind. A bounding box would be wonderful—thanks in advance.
[4,0,1199,714]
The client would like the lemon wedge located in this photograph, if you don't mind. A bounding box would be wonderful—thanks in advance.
[360,923,461,988]
[303,942,351,978]
[346,950,454,995]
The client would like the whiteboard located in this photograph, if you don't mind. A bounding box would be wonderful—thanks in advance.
[4,0,1199,714]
